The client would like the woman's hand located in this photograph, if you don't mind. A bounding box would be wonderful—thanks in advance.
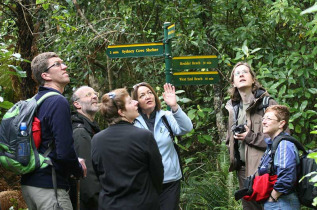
[162,83,178,112]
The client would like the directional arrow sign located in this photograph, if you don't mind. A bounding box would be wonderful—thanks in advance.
[172,71,219,85]
[106,43,164,58]
[167,24,175,40]
[172,55,218,70]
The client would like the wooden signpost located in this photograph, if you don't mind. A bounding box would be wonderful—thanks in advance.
[106,22,219,86]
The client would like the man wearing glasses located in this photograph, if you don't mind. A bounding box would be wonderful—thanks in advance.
[21,52,87,210]
[69,86,101,210]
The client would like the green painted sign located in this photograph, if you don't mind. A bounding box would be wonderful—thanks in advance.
[106,43,164,58]
[172,55,218,70]
[167,24,175,40]
[172,71,219,85]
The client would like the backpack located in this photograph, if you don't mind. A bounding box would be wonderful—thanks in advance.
[271,135,317,208]
[0,92,59,174]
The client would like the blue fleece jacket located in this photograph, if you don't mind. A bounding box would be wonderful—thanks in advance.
[134,106,193,183]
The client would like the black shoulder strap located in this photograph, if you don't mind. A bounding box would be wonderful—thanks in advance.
[162,115,175,140]
[271,135,307,156]
[268,135,307,175]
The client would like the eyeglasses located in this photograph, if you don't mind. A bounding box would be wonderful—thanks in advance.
[74,91,99,101]
[85,92,99,98]
[133,82,148,89]
[262,117,280,122]
[234,69,249,77]
[45,61,66,72]
[108,92,118,110]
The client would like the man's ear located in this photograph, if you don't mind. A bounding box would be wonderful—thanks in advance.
[41,72,52,81]
[73,101,81,109]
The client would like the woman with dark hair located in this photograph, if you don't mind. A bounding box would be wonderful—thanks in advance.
[91,88,163,210]
[225,62,278,209]
[132,82,193,210]
[259,105,300,209]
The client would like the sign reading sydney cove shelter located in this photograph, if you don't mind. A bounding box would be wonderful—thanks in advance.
[106,43,164,58]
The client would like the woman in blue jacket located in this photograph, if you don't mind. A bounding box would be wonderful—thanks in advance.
[258,105,300,209]
[132,82,193,210]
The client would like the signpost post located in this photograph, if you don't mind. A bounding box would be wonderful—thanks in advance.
[106,23,219,86]
[164,22,173,84]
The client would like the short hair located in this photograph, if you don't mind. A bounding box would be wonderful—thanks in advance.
[31,52,58,86]
[228,62,262,101]
[131,82,161,111]
[100,88,129,125]
[265,105,290,130]
[71,85,90,109]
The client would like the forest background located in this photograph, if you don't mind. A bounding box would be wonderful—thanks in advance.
[0,0,317,209]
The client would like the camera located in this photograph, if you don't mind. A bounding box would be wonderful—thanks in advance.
[232,124,246,134]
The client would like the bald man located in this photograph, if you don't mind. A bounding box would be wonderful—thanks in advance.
[70,86,101,210]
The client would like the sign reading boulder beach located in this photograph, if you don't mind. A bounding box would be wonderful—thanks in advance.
[172,55,218,70]
[106,43,163,58]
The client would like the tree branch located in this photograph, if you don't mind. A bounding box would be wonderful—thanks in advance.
[72,0,109,43]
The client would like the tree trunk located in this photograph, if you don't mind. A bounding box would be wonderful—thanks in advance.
[15,0,37,99]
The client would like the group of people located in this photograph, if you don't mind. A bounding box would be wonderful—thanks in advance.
[20,52,193,210]
[19,52,300,210]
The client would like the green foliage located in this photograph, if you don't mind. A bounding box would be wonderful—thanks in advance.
[1,0,317,208]
[0,43,25,115]
[181,143,241,209]
[307,126,317,207]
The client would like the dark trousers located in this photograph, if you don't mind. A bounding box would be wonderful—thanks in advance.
[159,180,181,210]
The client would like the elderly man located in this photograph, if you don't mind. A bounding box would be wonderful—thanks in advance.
[69,86,101,210]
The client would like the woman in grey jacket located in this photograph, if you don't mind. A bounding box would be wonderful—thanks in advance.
[132,82,193,210]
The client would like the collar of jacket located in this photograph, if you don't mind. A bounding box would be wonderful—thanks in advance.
[231,88,268,110]
[71,112,100,136]
[135,109,166,129]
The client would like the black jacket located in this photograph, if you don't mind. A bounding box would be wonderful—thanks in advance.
[71,113,101,210]
[91,121,163,210]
